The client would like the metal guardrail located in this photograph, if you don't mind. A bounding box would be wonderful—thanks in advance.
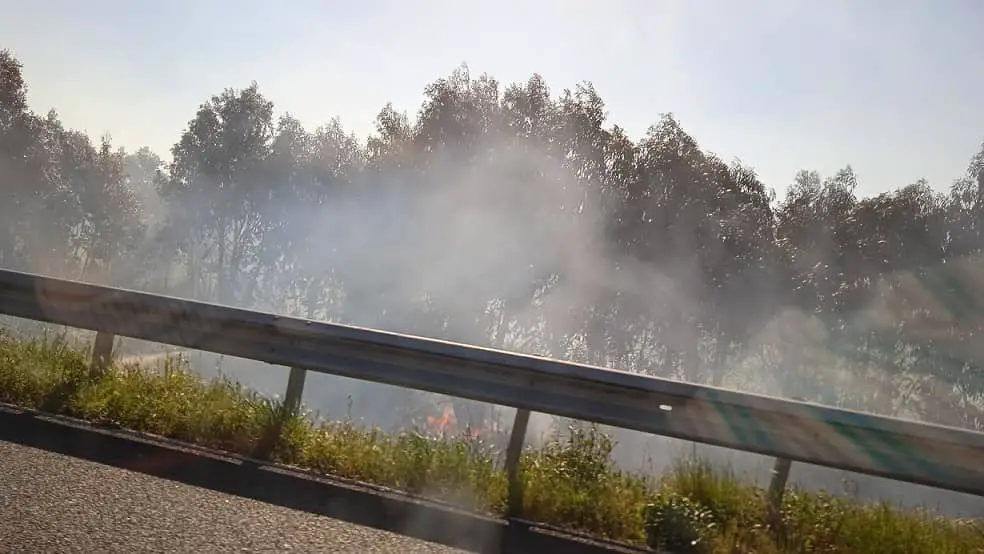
[2,267,984,509]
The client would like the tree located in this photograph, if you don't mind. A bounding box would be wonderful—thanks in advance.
[6,46,984,432]
[124,146,166,229]
[0,51,55,270]
[160,82,275,304]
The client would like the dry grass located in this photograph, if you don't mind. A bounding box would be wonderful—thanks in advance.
[1,329,981,553]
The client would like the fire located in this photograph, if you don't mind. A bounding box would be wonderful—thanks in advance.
[427,405,458,435]
[424,403,501,441]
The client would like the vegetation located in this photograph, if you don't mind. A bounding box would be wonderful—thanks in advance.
[5,47,984,427]
[4,45,984,551]
[1,331,982,553]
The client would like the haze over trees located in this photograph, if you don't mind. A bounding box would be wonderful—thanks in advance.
[3,48,984,438]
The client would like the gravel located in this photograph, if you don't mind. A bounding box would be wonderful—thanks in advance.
[0,440,470,553]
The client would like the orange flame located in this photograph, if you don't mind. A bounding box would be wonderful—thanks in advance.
[425,404,503,441]
[427,405,458,435]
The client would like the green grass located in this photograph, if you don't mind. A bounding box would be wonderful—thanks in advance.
[1,330,982,553]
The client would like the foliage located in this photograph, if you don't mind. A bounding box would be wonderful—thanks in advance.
[1,332,982,553]
[643,492,718,552]
[6,45,984,548]
[4,49,984,419]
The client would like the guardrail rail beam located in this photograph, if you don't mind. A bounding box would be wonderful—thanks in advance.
[2,268,984,499]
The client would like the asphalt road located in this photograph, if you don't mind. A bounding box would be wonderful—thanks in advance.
[0,440,469,554]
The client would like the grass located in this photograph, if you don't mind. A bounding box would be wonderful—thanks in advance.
[1,330,982,553]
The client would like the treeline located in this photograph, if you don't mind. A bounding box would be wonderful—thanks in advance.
[3,49,984,430]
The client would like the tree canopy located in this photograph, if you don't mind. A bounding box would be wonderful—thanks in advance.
[3,51,984,431]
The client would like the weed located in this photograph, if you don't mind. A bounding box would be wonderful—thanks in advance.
[0,332,981,552]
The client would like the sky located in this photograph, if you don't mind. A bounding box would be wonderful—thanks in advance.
[2,0,983,198]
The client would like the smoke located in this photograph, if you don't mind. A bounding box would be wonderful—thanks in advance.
[124,138,984,516]
[305,140,606,335]
[5,67,984,521]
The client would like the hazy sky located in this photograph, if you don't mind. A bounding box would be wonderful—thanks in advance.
[2,0,982,198]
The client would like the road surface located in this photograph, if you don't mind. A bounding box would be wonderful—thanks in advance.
[0,440,469,553]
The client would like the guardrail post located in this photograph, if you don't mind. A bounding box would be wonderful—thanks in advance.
[766,396,803,525]
[767,454,792,524]
[256,366,308,459]
[505,408,531,518]
[284,367,307,415]
[90,331,115,371]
